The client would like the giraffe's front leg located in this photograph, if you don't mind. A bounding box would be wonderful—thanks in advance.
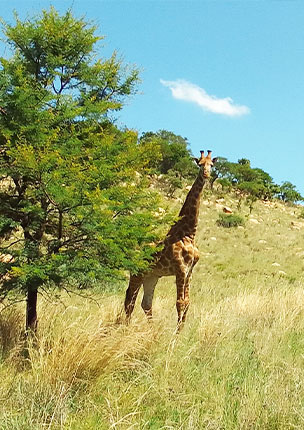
[142,275,159,319]
[124,274,143,321]
[181,247,199,325]
[181,265,194,324]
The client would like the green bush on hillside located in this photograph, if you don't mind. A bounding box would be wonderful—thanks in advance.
[216,213,245,228]
[159,169,183,197]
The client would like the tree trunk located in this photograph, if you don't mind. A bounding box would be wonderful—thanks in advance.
[26,287,38,332]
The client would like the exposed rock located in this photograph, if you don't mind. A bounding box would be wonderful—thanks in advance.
[262,201,276,208]
[154,207,166,218]
[0,177,14,191]
[223,206,233,214]
[249,218,260,224]
[0,253,13,263]
[272,262,281,267]
[291,221,304,230]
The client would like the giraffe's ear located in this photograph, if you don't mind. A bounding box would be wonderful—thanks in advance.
[192,157,200,165]
[212,157,218,164]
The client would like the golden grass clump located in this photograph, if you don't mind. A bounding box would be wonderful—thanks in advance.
[26,294,166,384]
[0,306,24,358]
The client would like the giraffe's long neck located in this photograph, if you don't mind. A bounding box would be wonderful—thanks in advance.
[167,170,207,241]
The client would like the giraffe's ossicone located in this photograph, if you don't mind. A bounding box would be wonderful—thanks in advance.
[124,150,217,329]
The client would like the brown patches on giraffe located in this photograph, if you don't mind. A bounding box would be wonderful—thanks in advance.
[124,150,217,329]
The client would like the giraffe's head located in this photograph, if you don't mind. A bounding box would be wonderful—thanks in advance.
[195,150,217,178]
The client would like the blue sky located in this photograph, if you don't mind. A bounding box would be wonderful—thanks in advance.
[1,1,304,194]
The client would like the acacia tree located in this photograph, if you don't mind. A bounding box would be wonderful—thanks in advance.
[0,9,170,331]
[211,157,280,200]
[278,181,303,204]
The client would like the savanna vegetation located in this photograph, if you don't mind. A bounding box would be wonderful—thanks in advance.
[1,7,304,430]
[1,195,304,429]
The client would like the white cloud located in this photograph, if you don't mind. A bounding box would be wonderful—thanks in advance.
[160,79,250,117]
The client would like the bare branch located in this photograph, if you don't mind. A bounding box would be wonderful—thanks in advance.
[61,284,102,308]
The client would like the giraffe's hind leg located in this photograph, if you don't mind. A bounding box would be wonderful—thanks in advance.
[142,275,159,319]
[175,268,188,328]
[124,274,143,321]
[175,264,197,330]
[178,247,199,327]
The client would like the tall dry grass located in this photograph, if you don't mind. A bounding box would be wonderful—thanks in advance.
[0,294,168,429]
[1,196,304,429]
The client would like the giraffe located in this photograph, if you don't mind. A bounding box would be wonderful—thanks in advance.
[124,150,217,328]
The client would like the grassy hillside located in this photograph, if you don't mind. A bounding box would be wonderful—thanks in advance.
[1,193,304,429]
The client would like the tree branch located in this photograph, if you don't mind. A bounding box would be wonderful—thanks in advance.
[0,239,24,250]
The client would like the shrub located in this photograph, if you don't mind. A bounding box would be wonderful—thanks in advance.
[216,213,245,228]
[159,169,183,197]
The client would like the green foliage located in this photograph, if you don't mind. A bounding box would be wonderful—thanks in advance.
[210,157,234,189]
[278,181,304,204]
[213,156,303,206]
[216,213,245,228]
[212,157,281,201]
[0,8,172,325]
[139,130,197,179]
[237,158,251,166]
[159,169,183,197]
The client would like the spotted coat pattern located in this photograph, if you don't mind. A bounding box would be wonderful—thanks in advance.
[124,150,216,328]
